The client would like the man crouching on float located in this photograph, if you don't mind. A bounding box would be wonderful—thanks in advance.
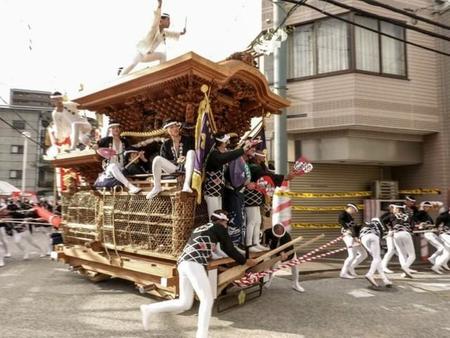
[140,209,256,338]
[146,119,195,199]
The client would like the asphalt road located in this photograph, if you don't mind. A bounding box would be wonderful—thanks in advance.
[1,234,450,338]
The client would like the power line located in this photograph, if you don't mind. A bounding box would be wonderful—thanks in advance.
[0,116,44,148]
[281,0,450,57]
[0,95,40,133]
[10,109,39,134]
[318,0,450,42]
[13,110,39,133]
[356,0,450,31]
[247,0,306,51]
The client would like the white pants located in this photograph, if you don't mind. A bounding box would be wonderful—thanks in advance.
[70,121,92,150]
[361,234,390,283]
[266,254,301,287]
[143,261,213,338]
[105,163,138,191]
[34,226,53,255]
[13,230,45,258]
[381,232,397,270]
[245,206,262,247]
[121,51,167,76]
[341,235,368,275]
[0,227,10,256]
[440,233,450,267]
[393,231,416,270]
[0,234,5,266]
[151,150,195,192]
[424,232,446,264]
[205,196,222,220]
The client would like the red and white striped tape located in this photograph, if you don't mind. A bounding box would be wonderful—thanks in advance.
[272,182,292,231]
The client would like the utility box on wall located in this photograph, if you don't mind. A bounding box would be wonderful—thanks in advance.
[372,180,399,200]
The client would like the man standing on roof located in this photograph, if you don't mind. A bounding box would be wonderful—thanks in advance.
[120,0,186,76]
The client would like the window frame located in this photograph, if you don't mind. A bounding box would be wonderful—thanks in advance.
[9,170,23,180]
[284,12,408,83]
[10,145,24,154]
[12,120,26,130]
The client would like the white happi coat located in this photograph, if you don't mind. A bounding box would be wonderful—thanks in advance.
[51,101,88,142]
[136,6,180,55]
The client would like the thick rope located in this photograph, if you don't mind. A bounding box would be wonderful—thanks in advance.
[234,235,344,286]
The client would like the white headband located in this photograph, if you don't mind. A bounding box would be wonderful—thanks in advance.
[163,121,181,129]
[272,224,286,238]
[346,203,359,212]
[211,212,229,221]
[108,123,121,129]
[215,134,230,143]
[405,196,416,202]
[50,94,63,99]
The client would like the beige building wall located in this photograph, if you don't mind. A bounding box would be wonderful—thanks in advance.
[262,0,448,202]
[392,9,450,203]
[263,0,440,134]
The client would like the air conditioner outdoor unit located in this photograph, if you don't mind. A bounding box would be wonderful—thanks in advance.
[372,180,399,200]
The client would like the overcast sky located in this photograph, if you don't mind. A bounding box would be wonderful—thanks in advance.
[0,0,262,103]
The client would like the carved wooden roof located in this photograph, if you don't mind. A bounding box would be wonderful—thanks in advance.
[73,52,289,135]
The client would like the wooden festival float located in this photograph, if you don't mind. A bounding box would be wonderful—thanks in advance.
[49,52,290,300]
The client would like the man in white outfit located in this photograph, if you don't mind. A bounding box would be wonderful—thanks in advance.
[385,205,416,278]
[436,207,450,271]
[146,120,195,199]
[338,203,368,279]
[140,210,256,338]
[120,0,186,76]
[95,123,142,194]
[0,206,46,261]
[417,201,449,274]
[48,92,92,153]
[359,218,392,287]
[381,205,397,273]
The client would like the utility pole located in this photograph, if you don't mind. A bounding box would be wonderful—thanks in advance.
[273,0,288,175]
[21,131,31,197]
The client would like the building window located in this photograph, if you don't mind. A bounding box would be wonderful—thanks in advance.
[10,145,24,154]
[316,18,349,74]
[355,16,380,72]
[12,120,26,130]
[9,170,22,179]
[355,16,406,76]
[264,14,406,81]
[288,24,314,78]
[287,17,350,79]
[38,167,54,188]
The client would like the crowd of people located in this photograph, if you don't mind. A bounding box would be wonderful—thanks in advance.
[0,198,61,267]
[47,90,302,338]
[93,119,293,256]
[38,3,450,334]
[339,197,450,287]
